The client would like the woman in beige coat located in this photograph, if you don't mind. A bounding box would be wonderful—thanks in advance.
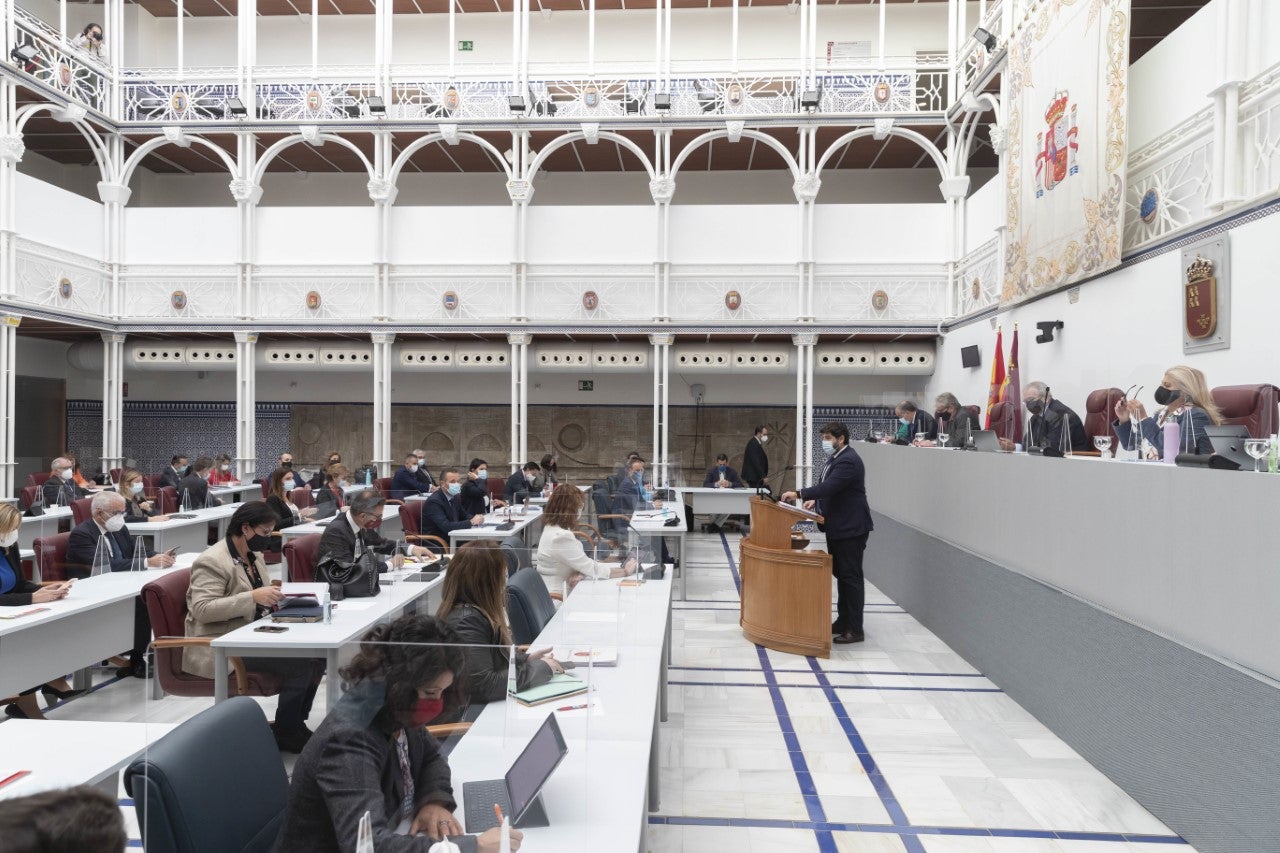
[185,501,324,753]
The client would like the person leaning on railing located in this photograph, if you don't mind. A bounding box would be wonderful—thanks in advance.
[70,22,107,63]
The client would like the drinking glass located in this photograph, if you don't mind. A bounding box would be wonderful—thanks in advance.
[936,431,950,447]
[1245,438,1270,473]
[1093,435,1113,459]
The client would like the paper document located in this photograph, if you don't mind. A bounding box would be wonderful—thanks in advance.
[281,582,329,597]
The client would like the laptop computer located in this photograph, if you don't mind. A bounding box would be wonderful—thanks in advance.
[462,712,569,832]
[970,430,1003,452]
[1203,425,1254,470]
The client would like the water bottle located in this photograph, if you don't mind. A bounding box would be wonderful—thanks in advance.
[322,588,332,625]
[1269,435,1279,474]
[1161,421,1180,464]
[364,467,372,486]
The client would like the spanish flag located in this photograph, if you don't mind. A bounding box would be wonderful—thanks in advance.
[984,327,1005,429]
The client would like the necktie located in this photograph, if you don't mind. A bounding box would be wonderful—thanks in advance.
[109,532,122,560]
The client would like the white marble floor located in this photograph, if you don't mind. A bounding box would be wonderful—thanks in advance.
[4,529,1194,852]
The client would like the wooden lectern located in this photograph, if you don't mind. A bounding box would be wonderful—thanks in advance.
[740,497,833,658]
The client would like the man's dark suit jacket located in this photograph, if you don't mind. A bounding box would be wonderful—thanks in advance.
[703,466,744,488]
[420,489,472,540]
[741,437,769,487]
[798,444,873,542]
[177,474,220,509]
[317,513,396,565]
[504,471,534,502]
[66,518,156,576]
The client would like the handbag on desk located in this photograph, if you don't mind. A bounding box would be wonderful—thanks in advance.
[316,549,383,600]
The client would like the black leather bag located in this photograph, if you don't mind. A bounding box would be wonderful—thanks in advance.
[316,549,383,601]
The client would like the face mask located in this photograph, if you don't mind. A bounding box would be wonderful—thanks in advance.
[131,482,144,495]
[91,31,102,41]
[476,469,488,480]
[408,464,419,472]
[718,465,726,473]
[0,530,17,549]
[221,464,230,471]
[899,417,911,426]
[104,513,126,532]
[329,458,340,465]
[447,482,461,496]
[1025,398,1044,414]
[412,698,444,727]
[821,440,835,455]
[935,411,950,422]
[281,461,292,469]
[202,472,211,481]
[246,533,274,551]
[415,458,426,468]
[531,475,544,488]
[759,435,768,444]
[1154,386,1182,406]
[60,469,73,480]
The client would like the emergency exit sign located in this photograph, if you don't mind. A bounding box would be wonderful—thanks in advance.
[458,40,474,51]
[578,380,594,391]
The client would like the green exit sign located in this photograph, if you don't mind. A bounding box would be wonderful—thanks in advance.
[578,380,594,391]
[457,40,474,51]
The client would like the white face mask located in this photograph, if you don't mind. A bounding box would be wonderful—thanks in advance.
[221,464,230,471]
[131,482,144,495]
[408,464,419,472]
[821,440,835,455]
[759,435,769,444]
[0,530,17,548]
[60,468,74,480]
[104,513,126,532]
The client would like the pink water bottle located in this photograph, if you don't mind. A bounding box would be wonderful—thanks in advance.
[1162,421,1181,463]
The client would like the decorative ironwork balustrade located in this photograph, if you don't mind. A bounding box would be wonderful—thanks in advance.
[12,10,109,114]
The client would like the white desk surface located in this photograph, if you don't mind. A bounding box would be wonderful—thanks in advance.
[0,567,180,639]
[448,575,673,849]
[0,720,177,800]
[449,507,542,543]
[19,506,72,526]
[125,502,241,534]
[279,504,400,541]
[210,483,262,499]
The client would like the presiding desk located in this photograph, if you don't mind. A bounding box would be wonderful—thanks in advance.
[856,442,1280,685]
[682,485,755,517]
[739,498,831,658]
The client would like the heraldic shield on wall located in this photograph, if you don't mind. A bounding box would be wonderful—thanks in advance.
[1181,235,1231,355]
[1003,0,1131,307]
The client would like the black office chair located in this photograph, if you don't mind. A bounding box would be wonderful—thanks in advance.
[124,697,289,853]
[506,567,558,646]
[500,534,530,578]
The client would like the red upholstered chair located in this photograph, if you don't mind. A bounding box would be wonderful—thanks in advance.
[70,497,94,526]
[397,503,450,555]
[486,477,505,505]
[988,401,1018,441]
[109,468,123,483]
[31,532,74,582]
[291,486,314,510]
[965,405,982,421]
[26,472,51,488]
[284,533,323,583]
[259,478,270,499]
[157,486,178,515]
[374,477,394,500]
[143,474,162,490]
[142,569,284,699]
[1211,384,1280,438]
[1083,387,1126,453]
[19,485,39,511]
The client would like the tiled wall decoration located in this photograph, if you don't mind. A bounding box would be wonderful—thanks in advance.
[67,400,292,477]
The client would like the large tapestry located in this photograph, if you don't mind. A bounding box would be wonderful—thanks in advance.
[1003,0,1130,305]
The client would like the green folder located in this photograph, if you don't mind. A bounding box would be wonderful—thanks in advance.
[510,673,588,707]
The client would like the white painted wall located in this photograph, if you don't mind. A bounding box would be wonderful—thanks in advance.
[813,204,948,264]
[14,172,103,259]
[255,207,378,265]
[124,207,239,264]
[926,211,1280,419]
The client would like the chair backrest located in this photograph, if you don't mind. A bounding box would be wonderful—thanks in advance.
[26,472,51,488]
[19,485,39,511]
[964,404,982,421]
[109,467,123,483]
[1211,384,1280,439]
[398,502,422,536]
[158,486,179,516]
[142,568,193,690]
[31,531,73,582]
[143,473,162,490]
[988,401,1017,441]
[499,535,530,578]
[506,567,558,645]
[1083,387,1126,451]
[486,476,505,503]
[71,496,95,526]
[290,486,313,510]
[374,476,394,499]
[125,697,289,853]
[284,533,323,583]
[259,478,270,499]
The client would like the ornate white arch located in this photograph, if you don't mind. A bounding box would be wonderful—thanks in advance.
[524,131,656,183]
[252,133,374,186]
[387,132,513,186]
[13,103,110,184]
[669,129,800,182]
[815,126,949,182]
[119,134,238,189]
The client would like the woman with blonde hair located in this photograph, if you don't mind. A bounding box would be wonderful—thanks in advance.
[117,468,169,523]
[436,541,559,710]
[1114,365,1223,458]
[535,483,636,595]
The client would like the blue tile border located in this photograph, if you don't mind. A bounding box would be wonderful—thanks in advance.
[646,815,1190,844]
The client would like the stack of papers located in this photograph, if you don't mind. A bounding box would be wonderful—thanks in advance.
[510,673,588,707]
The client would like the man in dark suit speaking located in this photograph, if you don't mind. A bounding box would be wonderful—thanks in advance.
[782,421,873,645]
[740,425,770,489]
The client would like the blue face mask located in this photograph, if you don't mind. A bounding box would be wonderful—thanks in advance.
[446,482,461,496]
[476,469,487,480]
[899,417,911,426]
[821,440,835,455]
[717,465,726,474]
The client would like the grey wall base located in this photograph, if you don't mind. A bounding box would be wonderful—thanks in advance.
[866,512,1280,853]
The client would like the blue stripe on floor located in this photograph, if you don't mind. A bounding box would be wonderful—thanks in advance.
[671,680,1004,693]
[671,665,987,678]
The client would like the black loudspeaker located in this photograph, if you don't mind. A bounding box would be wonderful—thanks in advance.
[960,345,981,369]
[1174,453,1241,471]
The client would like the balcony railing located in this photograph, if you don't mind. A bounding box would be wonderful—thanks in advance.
[12,9,109,114]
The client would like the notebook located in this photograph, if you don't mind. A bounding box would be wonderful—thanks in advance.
[551,646,618,667]
[510,673,588,707]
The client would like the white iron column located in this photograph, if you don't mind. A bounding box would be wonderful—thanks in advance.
[940,168,971,319]
[650,130,673,322]
[507,131,531,322]
[0,315,18,499]
[649,333,673,487]
[100,333,125,474]
[371,333,395,478]
[369,132,396,320]
[508,333,530,471]
[793,333,816,489]
[1211,0,1246,210]
[231,133,260,319]
[234,332,257,482]
[0,81,21,305]
[97,136,129,320]
[793,127,820,321]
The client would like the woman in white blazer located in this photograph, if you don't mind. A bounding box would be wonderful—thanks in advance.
[184,501,324,753]
[535,484,636,595]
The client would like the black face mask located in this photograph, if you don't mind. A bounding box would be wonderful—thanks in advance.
[281,461,293,469]
[91,31,102,41]
[246,533,275,552]
[1153,386,1182,406]
[1025,398,1045,414]
[935,410,950,422]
